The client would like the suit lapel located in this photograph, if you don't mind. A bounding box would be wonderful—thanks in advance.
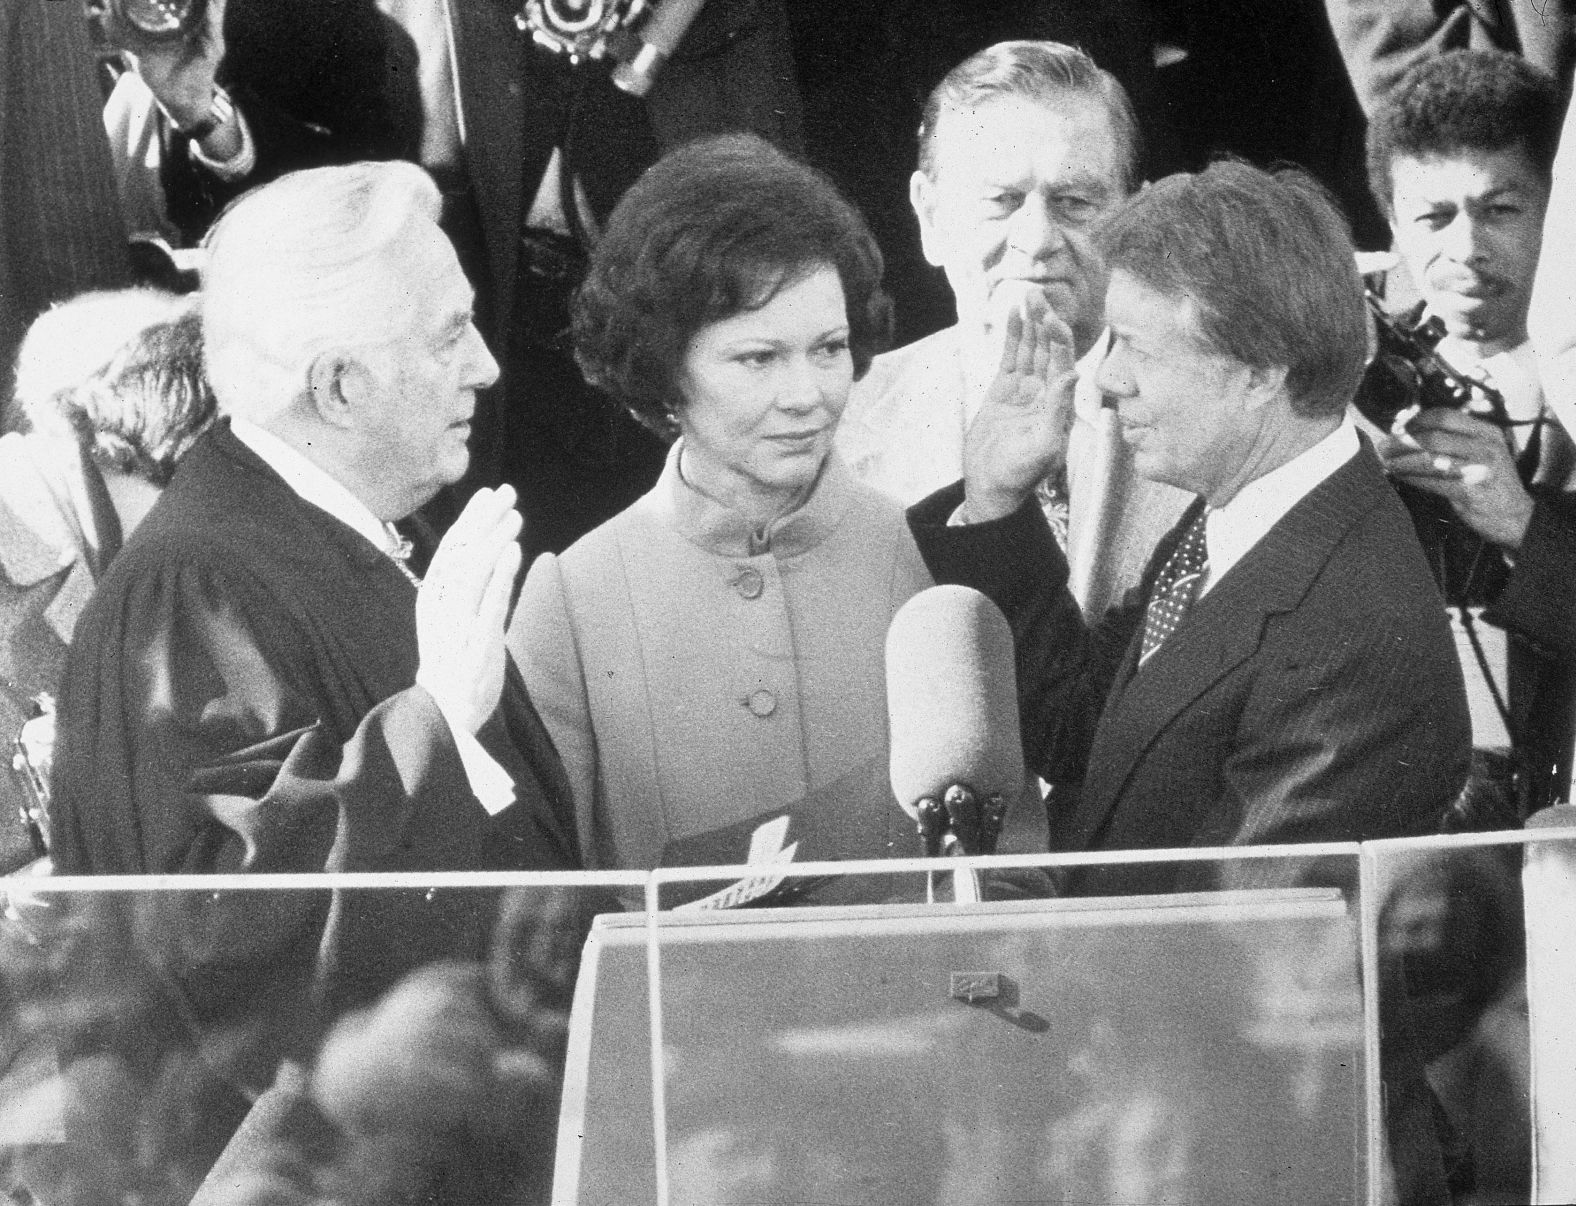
[1067,443,1391,851]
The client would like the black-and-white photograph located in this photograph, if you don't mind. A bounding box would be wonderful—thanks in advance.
[1,1,1574,1202]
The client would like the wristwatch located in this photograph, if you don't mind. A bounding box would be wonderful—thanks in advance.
[177,84,234,142]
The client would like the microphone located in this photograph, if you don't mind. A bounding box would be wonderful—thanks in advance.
[886,585,1027,862]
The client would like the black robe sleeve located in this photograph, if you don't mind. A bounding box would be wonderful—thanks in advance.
[51,545,578,878]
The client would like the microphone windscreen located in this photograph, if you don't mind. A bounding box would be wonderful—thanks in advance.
[886,584,1026,813]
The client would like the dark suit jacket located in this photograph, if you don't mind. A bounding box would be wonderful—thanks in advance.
[447,0,802,349]
[0,0,132,396]
[163,0,407,242]
[1325,0,1574,114]
[1484,486,1576,800]
[912,442,1473,1204]
[910,441,1472,895]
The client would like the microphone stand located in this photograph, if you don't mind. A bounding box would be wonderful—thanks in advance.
[912,784,1006,904]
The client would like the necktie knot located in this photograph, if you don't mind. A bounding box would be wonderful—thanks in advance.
[1140,512,1208,664]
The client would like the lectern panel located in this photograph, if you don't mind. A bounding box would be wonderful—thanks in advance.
[555,889,1366,1206]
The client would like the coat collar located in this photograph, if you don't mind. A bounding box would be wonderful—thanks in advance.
[1066,440,1395,851]
[0,434,114,645]
[644,438,858,559]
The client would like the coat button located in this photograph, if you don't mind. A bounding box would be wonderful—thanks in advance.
[733,568,764,599]
[745,688,777,717]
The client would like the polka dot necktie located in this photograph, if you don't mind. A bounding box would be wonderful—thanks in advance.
[1140,512,1209,664]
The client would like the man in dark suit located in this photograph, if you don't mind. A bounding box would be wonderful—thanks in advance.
[910,161,1473,1204]
[910,159,1471,896]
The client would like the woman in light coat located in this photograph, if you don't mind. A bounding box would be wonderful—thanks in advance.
[507,134,933,873]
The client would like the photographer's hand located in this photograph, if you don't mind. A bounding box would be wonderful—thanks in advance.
[121,0,241,159]
[1380,407,1535,549]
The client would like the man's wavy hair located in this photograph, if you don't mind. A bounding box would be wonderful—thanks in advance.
[1096,160,1368,419]
[13,289,213,486]
[917,40,1142,191]
[572,133,892,439]
[1366,49,1561,215]
[202,160,443,424]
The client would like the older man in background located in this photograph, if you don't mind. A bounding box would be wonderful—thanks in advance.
[838,40,1190,617]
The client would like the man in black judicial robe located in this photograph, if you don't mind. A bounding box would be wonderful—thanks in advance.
[49,160,580,1010]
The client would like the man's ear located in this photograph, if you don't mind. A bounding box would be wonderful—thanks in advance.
[1241,361,1290,410]
[305,350,369,430]
[910,169,946,269]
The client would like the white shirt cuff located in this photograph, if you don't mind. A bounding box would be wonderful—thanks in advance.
[422,688,516,816]
[188,108,256,181]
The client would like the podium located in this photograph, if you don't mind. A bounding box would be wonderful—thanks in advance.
[553,888,1368,1205]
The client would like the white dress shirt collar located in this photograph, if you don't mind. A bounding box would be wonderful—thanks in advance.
[229,417,403,557]
[1201,420,1360,596]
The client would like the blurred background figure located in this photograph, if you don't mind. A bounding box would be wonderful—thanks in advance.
[0,884,603,1206]
[1377,846,1532,1203]
[510,133,933,876]
[0,287,210,874]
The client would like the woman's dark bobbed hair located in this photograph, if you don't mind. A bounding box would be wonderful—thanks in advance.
[571,133,893,439]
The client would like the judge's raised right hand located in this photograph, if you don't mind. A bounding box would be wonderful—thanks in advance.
[961,293,1078,523]
[415,486,523,734]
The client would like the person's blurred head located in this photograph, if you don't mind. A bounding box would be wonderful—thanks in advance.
[202,161,499,521]
[1366,50,1559,353]
[573,134,890,521]
[12,289,212,487]
[1092,161,1367,505]
[911,40,1139,353]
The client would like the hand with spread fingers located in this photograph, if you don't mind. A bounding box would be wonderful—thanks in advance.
[415,486,525,734]
[1379,406,1535,549]
[961,293,1079,523]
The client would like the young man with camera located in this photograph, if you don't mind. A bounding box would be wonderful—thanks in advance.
[1361,49,1576,821]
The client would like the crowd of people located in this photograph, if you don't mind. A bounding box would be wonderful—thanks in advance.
[2,1,1575,1203]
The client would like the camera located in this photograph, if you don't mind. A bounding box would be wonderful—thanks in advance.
[85,0,208,48]
[517,0,648,62]
[1356,285,1510,432]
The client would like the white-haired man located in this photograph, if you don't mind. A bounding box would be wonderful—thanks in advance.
[836,40,1190,615]
[50,161,580,884]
